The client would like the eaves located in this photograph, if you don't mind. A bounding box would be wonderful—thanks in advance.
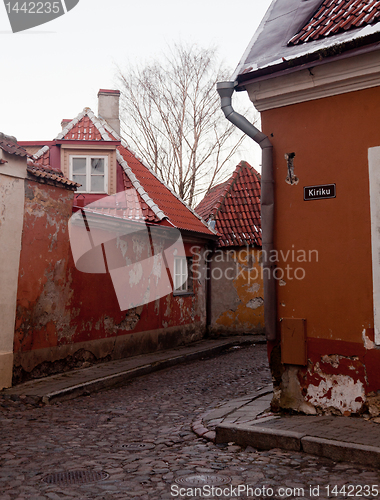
[236,33,380,90]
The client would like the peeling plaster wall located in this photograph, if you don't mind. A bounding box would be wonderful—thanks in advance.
[208,247,264,336]
[272,350,368,415]
[255,86,380,415]
[13,186,209,384]
[14,180,75,383]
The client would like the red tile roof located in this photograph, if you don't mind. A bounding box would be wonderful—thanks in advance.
[121,171,160,223]
[195,161,262,248]
[80,189,158,223]
[27,159,80,190]
[33,146,51,167]
[65,114,104,141]
[196,181,229,221]
[117,144,213,235]
[32,107,214,236]
[64,111,213,234]
[0,134,28,157]
[289,0,380,45]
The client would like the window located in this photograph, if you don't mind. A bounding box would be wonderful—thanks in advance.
[70,156,108,193]
[174,257,193,294]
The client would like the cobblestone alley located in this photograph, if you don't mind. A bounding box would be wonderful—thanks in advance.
[1,344,380,500]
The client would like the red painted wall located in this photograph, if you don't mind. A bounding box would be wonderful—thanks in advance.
[14,180,208,383]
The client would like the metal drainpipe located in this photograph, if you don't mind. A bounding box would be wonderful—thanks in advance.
[217,81,276,342]
[205,242,214,336]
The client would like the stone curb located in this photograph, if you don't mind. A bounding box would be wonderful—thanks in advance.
[215,423,304,451]
[301,436,380,467]
[192,387,380,467]
[1,336,266,406]
[191,385,273,444]
[213,422,380,467]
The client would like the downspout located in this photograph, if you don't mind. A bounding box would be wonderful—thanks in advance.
[205,241,214,336]
[217,81,276,341]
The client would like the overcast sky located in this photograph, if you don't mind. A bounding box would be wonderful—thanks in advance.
[1,0,272,149]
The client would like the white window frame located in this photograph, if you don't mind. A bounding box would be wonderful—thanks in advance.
[173,256,193,294]
[69,155,108,194]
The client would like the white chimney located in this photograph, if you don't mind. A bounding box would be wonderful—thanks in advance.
[98,89,120,136]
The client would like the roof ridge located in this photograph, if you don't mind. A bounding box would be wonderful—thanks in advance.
[116,150,166,221]
[210,180,233,216]
[213,162,247,217]
[130,147,214,233]
[97,116,214,233]
[55,108,112,142]
[33,144,50,160]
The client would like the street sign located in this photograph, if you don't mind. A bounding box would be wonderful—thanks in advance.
[304,184,336,201]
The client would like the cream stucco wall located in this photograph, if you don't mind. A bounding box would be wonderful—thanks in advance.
[369,146,380,345]
[0,151,26,389]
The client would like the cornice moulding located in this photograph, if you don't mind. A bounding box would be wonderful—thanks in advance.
[245,50,380,111]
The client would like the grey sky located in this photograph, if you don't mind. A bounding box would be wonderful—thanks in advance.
[0,0,271,143]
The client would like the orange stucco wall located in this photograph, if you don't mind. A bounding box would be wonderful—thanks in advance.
[208,247,264,335]
[260,86,380,412]
[262,87,380,344]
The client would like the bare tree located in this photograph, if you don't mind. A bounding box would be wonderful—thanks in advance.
[118,44,255,207]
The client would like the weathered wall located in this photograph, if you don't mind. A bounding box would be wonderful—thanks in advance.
[0,153,26,389]
[258,86,380,415]
[13,186,208,383]
[14,179,75,382]
[207,246,264,336]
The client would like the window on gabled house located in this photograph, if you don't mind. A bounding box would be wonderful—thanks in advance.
[70,156,108,193]
[173,256,193,294]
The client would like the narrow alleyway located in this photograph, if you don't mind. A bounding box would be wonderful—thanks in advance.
[0,344,379,499]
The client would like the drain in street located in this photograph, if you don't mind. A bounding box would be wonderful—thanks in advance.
[42,470,109,485]
[175,474,231,487]
[120,442,155,450]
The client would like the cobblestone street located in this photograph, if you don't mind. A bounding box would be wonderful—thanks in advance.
[1,344,380,500]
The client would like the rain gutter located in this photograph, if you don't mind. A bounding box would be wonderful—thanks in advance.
[217,81,276,342]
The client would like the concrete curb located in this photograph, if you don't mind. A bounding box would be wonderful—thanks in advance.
[213,422,380,467]
[2,335,266,405]
[192,385,273,444]
[192,386,380,467]
[301,436,380,467]
[215,424,304,452]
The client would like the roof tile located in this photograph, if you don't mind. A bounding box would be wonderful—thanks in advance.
[195,161,262,248]
[27,159,79,190]
[0,135,28,157]
[34,107,214,236]
[116,143,212,235]
[289,0,380,46]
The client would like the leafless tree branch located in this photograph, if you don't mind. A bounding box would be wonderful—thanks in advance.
[118,43,257,207]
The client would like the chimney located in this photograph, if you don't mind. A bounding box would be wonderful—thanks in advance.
[61,119,72,130]
[98,89,120,136]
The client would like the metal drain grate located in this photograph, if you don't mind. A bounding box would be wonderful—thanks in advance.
[42,470,109,485]
[120,442,155,450]
[175,474,231,487]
